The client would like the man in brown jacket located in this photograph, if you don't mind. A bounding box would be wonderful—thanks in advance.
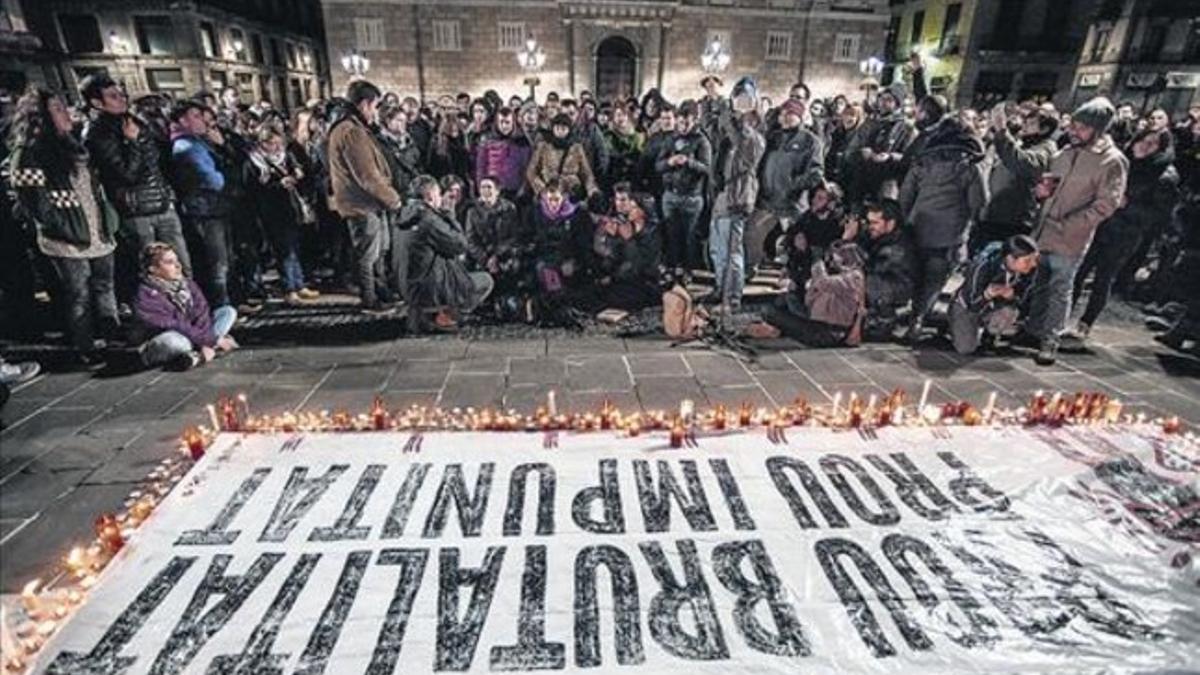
[1025,96,1128,365]
[328,80,403,312]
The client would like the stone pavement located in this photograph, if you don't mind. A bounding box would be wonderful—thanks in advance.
[2,311,1198,593]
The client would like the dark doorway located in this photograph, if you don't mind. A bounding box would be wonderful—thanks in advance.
[596,36,637,102]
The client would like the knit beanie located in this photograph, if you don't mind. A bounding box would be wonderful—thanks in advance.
[1072,96,1116,134]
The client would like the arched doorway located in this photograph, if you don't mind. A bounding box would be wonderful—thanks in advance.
[595,36,637,101]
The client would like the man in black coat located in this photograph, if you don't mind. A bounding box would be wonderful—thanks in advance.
[81,74,190,292]
[850,199,919,341]
[657,100,713,279]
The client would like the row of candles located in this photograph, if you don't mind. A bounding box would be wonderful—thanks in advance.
[6,384,1188,673]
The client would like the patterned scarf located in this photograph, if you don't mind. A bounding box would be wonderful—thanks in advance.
[146,274,192,313]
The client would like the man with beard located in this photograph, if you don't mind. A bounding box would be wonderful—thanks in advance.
[971,105,1058,253]
[592,182,661,311]
[847,199,919,341]
[848,81,915,201]
[474,107,531,204]
[753,97,824,271]
[1023,97,1128,365]
[899,113,987,340]
[657,101,712,283]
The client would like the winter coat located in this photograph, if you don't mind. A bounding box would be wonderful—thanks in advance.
[9,141,119,249]
[848,112,915,196]
[531,197,594,271]
[981,129,1056,233]
[899,119,988,250]
[758,126,825,215]
[860,227,918,318]
[656,129,713,197]
[825,122,862,186]
[171,134,230,218]
[465,197,524,267]
[604,128,645,188]
[327,102,401,218]
[241,151,302,229]
[956,242,1036,313]
[525,139,598,198]
[474,131,531,196]
[1036,134,1129,257]
[1098,144,1180,241]
[593,221,659,284]
[377,130,422,200]
[574,122,610,182]
[712,112,766,217]
[133,278,217,348]
[83,112,175,218]
[398,199,477,312]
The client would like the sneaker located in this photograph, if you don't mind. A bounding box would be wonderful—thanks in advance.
[1059,323,1090,351]
[285,291,303,306]
[1034,340,1059,366]
[297,288,320,300]
[0,361,40,385]
[360,301,397,316]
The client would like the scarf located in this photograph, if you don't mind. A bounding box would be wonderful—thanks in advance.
[538,194,577,223]
[146,274,193,314]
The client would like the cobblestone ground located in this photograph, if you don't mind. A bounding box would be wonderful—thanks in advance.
[1,298,1197,593]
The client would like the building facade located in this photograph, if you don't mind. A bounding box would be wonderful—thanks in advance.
[889,0,1104,111]
[1072,0,1200,115]
[1,0,331,110]
[321,0,891,104]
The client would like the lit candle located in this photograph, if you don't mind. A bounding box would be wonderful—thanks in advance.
[207,404,220,431]
[20,580,42,619]
[867,394,877,413]
[237,393,249,420]
[984,392,997,421]
[94,514,124,553]
[713,405,727,431]
[184,427,205,461]
[680,399,694,423]
[917,379,932,414]
[669,419,685,448]
[547,390,557,417]
[831,392,842,418]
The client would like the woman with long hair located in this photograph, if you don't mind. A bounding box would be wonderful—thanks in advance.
[9,87,121,367]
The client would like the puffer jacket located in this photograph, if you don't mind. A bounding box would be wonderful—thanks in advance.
[656,129,712,197]
[1036,134,1129,257]
[474,131,531,195]
[327,101,401,218]
[899,119,987,249]
[397,199,477,311]
[171,133,230,218]
[84,112,174,218]
[982,129,1056,233]
[758,126,824,215]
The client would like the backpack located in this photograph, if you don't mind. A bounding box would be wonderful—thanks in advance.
[662,284,706,339]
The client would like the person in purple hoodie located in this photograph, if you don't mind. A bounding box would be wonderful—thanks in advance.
[134,242,238,370]
[474,107,531,204]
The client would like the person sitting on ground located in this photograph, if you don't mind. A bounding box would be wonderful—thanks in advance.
[773,181,846,292]
[844,199,919,341]
[592,182,661,311]
[134,242,238,370]
[948,234,1040,355]
[746,240,866,348]
[398,175,494,333]
[530,179,595,316]
[465,176,528,320]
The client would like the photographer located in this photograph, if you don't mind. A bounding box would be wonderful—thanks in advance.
[949,235,1040,354]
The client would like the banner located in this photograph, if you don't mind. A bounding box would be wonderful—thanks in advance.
[32,426,1200,673]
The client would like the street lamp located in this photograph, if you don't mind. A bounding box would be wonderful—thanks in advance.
[517,36,546,101]
[341,50,370,79]
[700,36,731,74]
[859,56,884,104]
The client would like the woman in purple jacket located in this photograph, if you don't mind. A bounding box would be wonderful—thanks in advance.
[134,242,238,370]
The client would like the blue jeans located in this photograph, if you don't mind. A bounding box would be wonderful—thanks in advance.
[661,192,705,271]
[141,305,237,367]
[127,210,192,277]
[1026,251,1080,344]
[50,254,118,352]
[709,214,745,306]
[265,218,305,292]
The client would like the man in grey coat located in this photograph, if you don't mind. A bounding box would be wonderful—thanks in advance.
[1024,97,1128,365]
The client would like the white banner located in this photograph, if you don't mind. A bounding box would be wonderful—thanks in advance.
[31,427,1200,673]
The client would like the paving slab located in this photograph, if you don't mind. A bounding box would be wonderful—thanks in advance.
[566,355,633,392]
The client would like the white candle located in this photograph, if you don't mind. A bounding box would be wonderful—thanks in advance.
[918,379,932,413]
[207,404,220,431]
[867,394,877,412]
[984,392,997,421]
[831,392,842,418]
[680,399,694,422]
[547,390,557,416]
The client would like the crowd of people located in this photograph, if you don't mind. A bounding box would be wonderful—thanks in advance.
[1,57,1198,379]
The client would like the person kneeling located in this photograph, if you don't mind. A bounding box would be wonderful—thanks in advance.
[747,241,866,348]
[134,243,237,370]
[400,175,493,333]
[948,234,1040,355]
[593,183,661,311]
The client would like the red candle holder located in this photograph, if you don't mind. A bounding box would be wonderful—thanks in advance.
[183,427,205,461]
[94,514,124,553]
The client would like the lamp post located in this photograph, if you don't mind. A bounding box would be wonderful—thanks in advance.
[700,36,731,74]
[858,56,883,106]
[517,36,546,101]
[341,50,370,80]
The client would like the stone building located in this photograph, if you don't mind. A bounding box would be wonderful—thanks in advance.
[1,0,330,110]
[321,0,890,104]
[888,0,1104,111]
[1071,0,1200,115]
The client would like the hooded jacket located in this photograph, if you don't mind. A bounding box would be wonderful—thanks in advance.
[982,128,1057,232]
[133,277,216,348]
[758,125,825,215]
[956,242,1036,313]
[1035,134,1129,257]
[899,118,988,249]
[84,112,175,218]
[327,100,401,218]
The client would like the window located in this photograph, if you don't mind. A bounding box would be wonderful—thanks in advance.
[355,17,385,50]
[136,16,176,55]
[765,31,792,61]
[286,42,298,68]
[498,21,526,51]
[432,20,461,51]
[236,72,255,98]
[833,33,860,63]
[270,37,283,66]
[939,3,962,54]
[251,33,264,63]
[910,10,924,46]
[59,14,103,53]
[230,28,247,61]
[146,68,185,94]
[209,69,227,90]
[198,21,217,57]
[1091,26,1111,62]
